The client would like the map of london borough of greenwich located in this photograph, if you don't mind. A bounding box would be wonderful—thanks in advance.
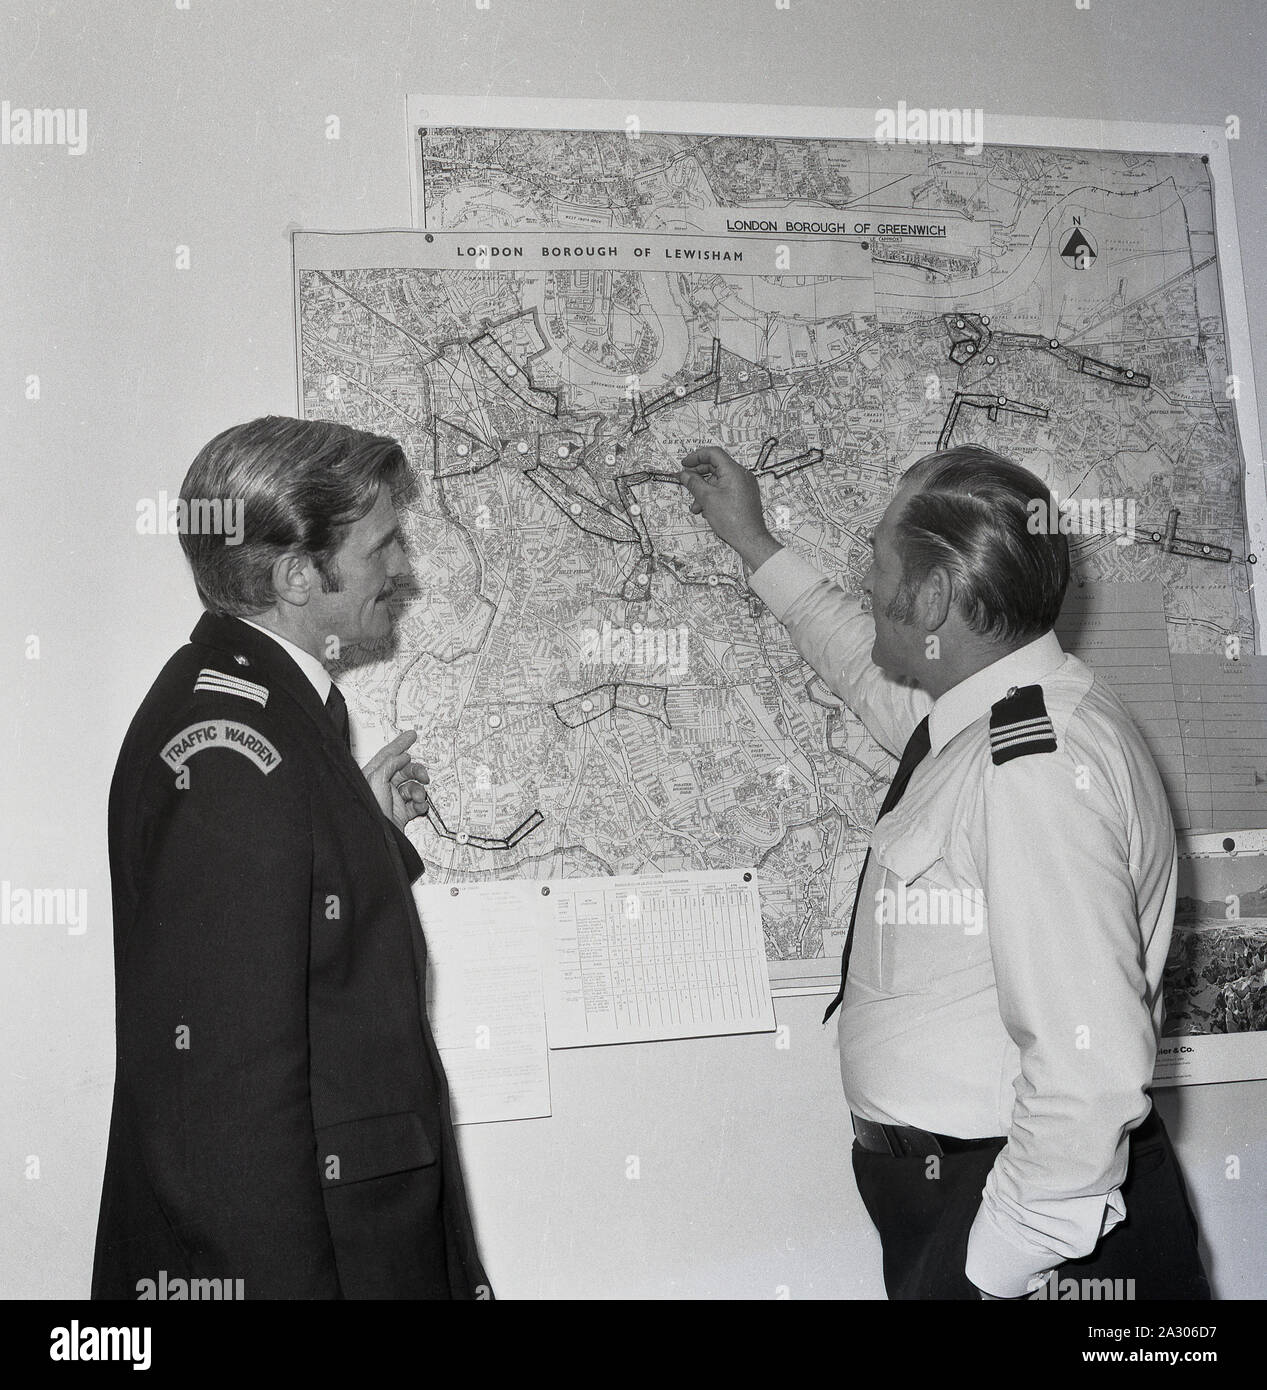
[296,127,1255,988]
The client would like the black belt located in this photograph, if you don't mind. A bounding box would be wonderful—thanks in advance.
[852,1104,1162,1159]
[851,1114,1006,1158]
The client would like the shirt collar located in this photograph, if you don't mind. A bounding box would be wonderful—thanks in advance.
[928,627,1066,756]
[238,619,333,704]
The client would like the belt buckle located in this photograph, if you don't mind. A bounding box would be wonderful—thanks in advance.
[903,1126,945,1159]
[851,1114,892,1155]
[885,1123,944,1158]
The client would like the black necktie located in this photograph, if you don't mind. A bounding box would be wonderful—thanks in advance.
[324,682,351,751]
[324,681,425,880]
[823,714,932,1023]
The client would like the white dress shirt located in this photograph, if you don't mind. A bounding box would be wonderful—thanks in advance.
[748,545,1177,1298]
[239,618,332,704]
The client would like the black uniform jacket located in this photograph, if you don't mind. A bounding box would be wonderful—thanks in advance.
[92,613,491,1299]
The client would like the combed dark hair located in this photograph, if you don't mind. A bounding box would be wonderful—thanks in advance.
[888,443,1069,644]
[178,416,411,617]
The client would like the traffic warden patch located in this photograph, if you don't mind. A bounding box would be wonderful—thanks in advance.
[160,721,282,774]
[989,684,1058,764]
[193,667,269,707]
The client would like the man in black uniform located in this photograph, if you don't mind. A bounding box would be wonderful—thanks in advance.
[93,416,491,1299]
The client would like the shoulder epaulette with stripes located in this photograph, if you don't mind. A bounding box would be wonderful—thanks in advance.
[193,667,269,708]
[989,683,1057,764]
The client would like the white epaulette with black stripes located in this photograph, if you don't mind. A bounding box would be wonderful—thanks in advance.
[193,667,270,708]
[989,683,1057,764]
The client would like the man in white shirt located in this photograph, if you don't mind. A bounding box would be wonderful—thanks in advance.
[679,442,1210,1301]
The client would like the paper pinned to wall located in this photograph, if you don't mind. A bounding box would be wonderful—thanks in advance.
[1158,830,1267,1086]
[421,870,775,1074]
[416,881,553,1123]
[1171,653,1267,831]
[1055,581,1189,821]
[543,870,776,1048]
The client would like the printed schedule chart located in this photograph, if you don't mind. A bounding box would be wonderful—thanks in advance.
[546,872,775,1047]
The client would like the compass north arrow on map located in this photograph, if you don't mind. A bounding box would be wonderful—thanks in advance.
[1060,226,1097,267]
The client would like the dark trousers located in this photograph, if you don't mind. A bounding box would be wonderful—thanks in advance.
[851,1109,1212,1300]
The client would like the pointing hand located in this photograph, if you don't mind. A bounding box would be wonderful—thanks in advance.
[678,446,783,571]
[362,731,431,827]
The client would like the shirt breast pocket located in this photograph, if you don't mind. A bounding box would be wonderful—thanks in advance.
[873,831,984,994]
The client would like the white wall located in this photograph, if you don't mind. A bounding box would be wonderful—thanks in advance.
[3,0,1264,1299]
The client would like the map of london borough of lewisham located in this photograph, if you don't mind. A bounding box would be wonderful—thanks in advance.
[295,125,1260,998]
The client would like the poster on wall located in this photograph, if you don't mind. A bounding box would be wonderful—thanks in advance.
[295,99,1265,1051]
[1157,830,1267,1086]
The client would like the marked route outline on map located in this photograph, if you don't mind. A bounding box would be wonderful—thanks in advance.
[296,229,900,990]
[290,103,1265,993]
[406,97,1265,646]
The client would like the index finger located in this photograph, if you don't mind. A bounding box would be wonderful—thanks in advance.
[382,750,416,778]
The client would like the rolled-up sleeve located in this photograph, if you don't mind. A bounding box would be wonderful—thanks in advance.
[748,547,931,757]
[965,744,1157,1298]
